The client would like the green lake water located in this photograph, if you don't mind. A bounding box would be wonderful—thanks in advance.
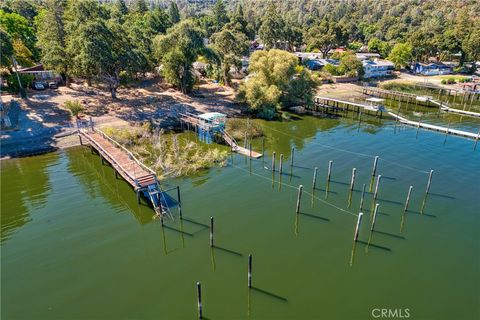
[1,115,479,319]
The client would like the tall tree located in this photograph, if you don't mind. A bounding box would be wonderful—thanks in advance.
[35,0,70,85]
[210,27,248,86]
[211,0,229,33]
[0,10,38,61]
[154,20,213,93]
[168,1,180,24]
[258,5,286,49]
[0,28,13,67]
[305,19,339,58]
[133,0,148,14]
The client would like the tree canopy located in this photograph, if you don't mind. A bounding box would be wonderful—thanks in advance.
[238,49,317,119]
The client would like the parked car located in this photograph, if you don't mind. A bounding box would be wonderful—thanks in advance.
[33,82,45,90]
[48,81,58,89]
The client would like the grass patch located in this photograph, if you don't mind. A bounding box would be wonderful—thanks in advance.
[103,123,229,179]
[380,81,418,92]
[225,118,264,142]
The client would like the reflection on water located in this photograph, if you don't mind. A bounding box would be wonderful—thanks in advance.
[1,153,58,244]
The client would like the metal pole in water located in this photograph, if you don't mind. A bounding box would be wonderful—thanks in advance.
[279,154,283,175]
[244,131,247,148]
[354,212,363,242]
[262,137,265,156]
[425,170,433,195]
[290,147,295,167]
[272,152,276,172]
[249,143,252,160]
[312,167,318,189]
[327,160,333,182]
[210,217,214,247]
[177,186,182,219]
[404,186,413,212]
[371,203,379,231]
[359,183,366,211]
[350,168,356,191]
[248,254,252,288]
[196,282,203,319]
[371,156,379,177]
[373,175,382,201]
[296,185,303,214]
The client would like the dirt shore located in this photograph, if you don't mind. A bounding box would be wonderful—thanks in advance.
[1,78,243,159]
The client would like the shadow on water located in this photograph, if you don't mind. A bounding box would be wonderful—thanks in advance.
[356,240,392,252]
[251,287,288,302]
[373,230,406,240]
[376,198,404,206]
[330,180,349,186]
[313,187,337,194]
[162,224,194,237]
[299,212,330,222]
[212,245,243,257]
[427,192,456,200]
[380,176,397,181]
[182,217,210,228]
[407,210,437,218]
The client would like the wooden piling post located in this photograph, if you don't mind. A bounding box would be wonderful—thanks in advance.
[248,254,252,288]
[474,130,480,150]
[210,217,214,247]
[136,189,141,204]
[327,160,333,182]
[350,168,356,191]
[290,147,295,167]
[296,185,303,214]
[359,183,366,211]
[279,154,283,174]
[373,175,382,201]
[371,156,379,177]
[371,204,379,231]
[177,186,183,219]
[272,152,276,172]
[261,137,265,156]
[354,212,363,242]
[114,170,118,179]
[312,167,318,189]
[425,170,433,195]
[244,131,247,148]
[79,135,83,145]
[196,282,203,319]
[404,186,413,212]
[249,143,252,160]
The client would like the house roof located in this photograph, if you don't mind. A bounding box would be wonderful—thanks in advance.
[197,112,226,121]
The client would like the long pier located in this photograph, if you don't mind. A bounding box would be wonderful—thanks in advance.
[78,122,173,217]
[363,87,480,118]
[388,111,480,140]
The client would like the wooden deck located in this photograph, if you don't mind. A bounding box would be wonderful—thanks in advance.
[179,113,263,158]
[312,96,385,118]
[79,128,157,190]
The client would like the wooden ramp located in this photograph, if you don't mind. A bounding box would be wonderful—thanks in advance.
[79,127,173,218]
[222,130,262,158]
[179,113,263,158]
[388,112,480,140]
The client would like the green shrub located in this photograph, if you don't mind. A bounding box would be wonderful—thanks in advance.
[441,79,447,85]
[447,78,456,84]
[64,100,84,117]
[6,73,34,93]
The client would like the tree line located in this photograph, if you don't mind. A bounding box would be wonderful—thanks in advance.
[1,0,479,116]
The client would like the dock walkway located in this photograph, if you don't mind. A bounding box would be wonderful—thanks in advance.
[363,87,480,118]
[388,112,480,140]
[78,125,171,217]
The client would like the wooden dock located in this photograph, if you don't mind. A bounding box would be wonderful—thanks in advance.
[388,111,480,140]
[363,87,480,118]
[179,113,263,158]
[312,96,385,118]
[78,124,172,217]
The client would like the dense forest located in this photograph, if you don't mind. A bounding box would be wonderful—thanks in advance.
[1,0,479,116]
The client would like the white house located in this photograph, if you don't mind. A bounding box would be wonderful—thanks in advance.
[363,59,395,78]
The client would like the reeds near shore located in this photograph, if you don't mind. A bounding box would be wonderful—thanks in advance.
[104,124,229,179]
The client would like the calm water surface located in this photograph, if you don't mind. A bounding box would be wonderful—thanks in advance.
[1,115,479,319]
